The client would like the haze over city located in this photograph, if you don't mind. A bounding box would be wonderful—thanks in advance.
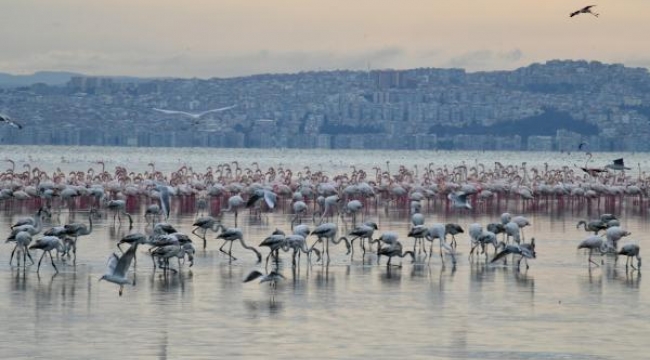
[2,0,649,78]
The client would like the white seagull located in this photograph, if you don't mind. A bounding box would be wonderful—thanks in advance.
[570,5,598,18]
[0,113,24,129]
[152,105,237,119]
[99,243,138,296]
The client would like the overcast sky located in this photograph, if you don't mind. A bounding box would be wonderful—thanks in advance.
[1,0,648,78]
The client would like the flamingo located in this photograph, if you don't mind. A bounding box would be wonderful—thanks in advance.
[215,227,262,263]
[309,222,350,263]
[375,241,415,267]
[105,199,132,226]
[344,221,378,257]
[343,200,363,226]
[224,195,245,226]
[290,200,308,228]
[425,223,455,264]
[512,216,531,242]
[192,216,224,249]
[470,231,498,260]
[617,244,641,270]
[407,225,428,254]
[605,226,631,252]
[445,223,464,249]
[11,207,49,229]
[29,236,65,273]
[259,232,287,270]
[576,219,607,235]
[63,209,97,263]
[7,231,34,267]
[577,235,608,267]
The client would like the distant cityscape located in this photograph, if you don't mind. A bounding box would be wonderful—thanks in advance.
[1,59,649,151]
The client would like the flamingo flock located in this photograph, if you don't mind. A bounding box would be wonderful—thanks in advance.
[0,159,644,296]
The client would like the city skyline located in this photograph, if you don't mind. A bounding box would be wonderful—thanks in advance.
[1,1,649,78]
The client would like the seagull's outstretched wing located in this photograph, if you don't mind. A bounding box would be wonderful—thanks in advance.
[153,105,237,119]
[105,253,119,275]
[268,271,285,279]
[0,113,23,129]
[114,243,138,278]
[155,184,171,219]
[244,270,264,283]
[246,191,263,208]
[197,105,237,117]
[263,190,277,209]
[152,108,198,117]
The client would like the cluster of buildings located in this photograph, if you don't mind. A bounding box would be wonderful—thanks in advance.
[1,60,649,151]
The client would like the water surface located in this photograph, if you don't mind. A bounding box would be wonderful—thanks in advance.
[0,147,647,359]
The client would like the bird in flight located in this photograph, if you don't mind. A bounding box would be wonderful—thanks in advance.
[570,5,598,18]
[152,105,237,119]
[0,113,24,129]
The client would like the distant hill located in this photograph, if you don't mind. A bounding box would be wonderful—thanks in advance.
[0,71,83,87]
[0,71,153,88]
[429,108,599,138]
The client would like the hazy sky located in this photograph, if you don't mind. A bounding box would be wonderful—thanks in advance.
[1,0,649,78]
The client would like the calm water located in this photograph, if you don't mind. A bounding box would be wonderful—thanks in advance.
[0,146,648,359]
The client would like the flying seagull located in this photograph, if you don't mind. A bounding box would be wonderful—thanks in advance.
[152,105,237,119]
[570,5,598,17]
[99,243,138,296]
[0,113,24,129]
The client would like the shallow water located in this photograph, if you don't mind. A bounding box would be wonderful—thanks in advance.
[0,147,648,359]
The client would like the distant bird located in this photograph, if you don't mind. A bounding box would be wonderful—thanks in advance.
[0,113,24,129]
[243,269,285,288]
[447,192,471,210]
[153,105,237,119]
[617,244,641,270]
[570,5,598,18]
[578,142,588,150]
[99,243,138,296]
[605,158,631,171]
